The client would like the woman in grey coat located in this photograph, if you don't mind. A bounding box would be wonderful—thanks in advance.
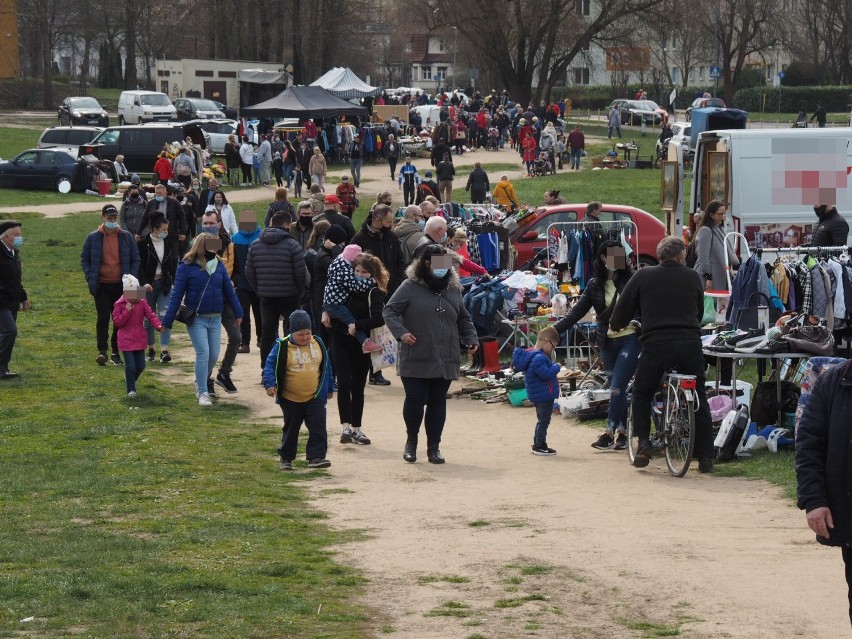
[383,244,479,464]
[693,200,739,292]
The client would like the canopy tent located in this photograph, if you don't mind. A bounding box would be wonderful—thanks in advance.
[241,85,368,118]
[310,67,382,99]
[238,68,291,109]
[690,108,749,148]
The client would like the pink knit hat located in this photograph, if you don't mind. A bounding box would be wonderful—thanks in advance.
[341,243,362,262]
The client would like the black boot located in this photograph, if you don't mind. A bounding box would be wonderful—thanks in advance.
[403,440,417,463]
[427,447,445,464]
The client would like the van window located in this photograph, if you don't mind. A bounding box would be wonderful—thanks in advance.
[597,211,633,223]
[39,130,67,145]
[94,129,121,145]
[140,94,171,106]
[122,129,154,146]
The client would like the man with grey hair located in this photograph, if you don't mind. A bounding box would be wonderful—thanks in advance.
[420,199,437,219]
[393,204,425,264]
[413,215,448,259]
[609,236,714,473]
[0,221,29,379]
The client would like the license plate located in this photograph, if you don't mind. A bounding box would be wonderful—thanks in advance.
[88,120,99,124]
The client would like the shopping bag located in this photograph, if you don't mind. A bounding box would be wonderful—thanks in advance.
[702,295,716,325]
[369,325,398,371]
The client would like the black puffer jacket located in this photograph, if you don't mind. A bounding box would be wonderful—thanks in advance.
[0,246,26,311]
[245,227,306,298]
[351,217,405,295]
[553,271,633,347]
[811,207,850,247]
[796,359,852,547]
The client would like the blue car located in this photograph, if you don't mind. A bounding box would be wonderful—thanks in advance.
[0,148,78,191]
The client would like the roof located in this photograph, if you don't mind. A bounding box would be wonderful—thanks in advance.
[238,69,291,85]
[241,85,368,119]
[310,67,382,99]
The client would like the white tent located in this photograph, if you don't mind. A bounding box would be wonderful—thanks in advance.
[310,67,382,99]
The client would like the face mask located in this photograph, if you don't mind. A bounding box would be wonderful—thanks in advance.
[418,220,426,231]
[192,185,200,191]
[355,275,372,283]
[128,192,139,200]
[204,250,217,261]
[205,258,218,275]
[12,236,22,248]
[299,215,313,226]
[156,232,168,241]
[431,268,449,278]
[202,225,218,235]
[155,195,165,203]
[438,233,447,244]
[104,221,119,230]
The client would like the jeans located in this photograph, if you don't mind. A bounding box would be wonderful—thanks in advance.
[608,126,622,138]
[260,161,271,185]
[631,339,713,458]
[278,398,328,461]
[438,180,453,203]
[332,334,370,428]
[241,163,253,184]
[284,163,295,187]
[311,174,324,191]
[260,295,300,368]
[219,303,240,375]
[0,308,18,373]
[534,402,553,446]
[236,288,262,346]
[571,148,582,169]
[400,376,452,448]
[145,278,172,349]
[186,314,221,395]
[94,281,122,354]
[350,159,362,186]
[122,350,146,393]
[599,333,641,433]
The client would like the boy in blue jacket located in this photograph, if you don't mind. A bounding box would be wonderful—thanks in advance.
[512,326,561,456]
[263,310,334,470]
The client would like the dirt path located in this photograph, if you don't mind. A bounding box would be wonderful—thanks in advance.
[160,342,849,639]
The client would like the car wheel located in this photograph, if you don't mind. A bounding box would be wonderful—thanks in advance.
[119,115,125,126]
[138,117,144,124]
[638,255,658,269]
[55,175,72,193]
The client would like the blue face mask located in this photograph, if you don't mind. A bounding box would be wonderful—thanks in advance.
[12,236,22,248]
[418,220,426,231]
[432,268,449,278]
[202,226,218,235]
[104,221,119,230]
[157,232,168,241]
[155,195,165,203]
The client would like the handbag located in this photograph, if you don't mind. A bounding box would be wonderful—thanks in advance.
[784,315,835,356]
[174,273,212,326]
[367,290,397,371]
[734,292,781,331]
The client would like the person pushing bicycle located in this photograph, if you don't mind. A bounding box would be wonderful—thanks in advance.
[609,236,716,473]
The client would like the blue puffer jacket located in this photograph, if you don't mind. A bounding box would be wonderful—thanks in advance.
[512,347,560,404]
[80,227,140,295]
[162,259,243,327]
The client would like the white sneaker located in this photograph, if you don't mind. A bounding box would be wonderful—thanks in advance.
[127,391,137,398]
[198,392,212,406]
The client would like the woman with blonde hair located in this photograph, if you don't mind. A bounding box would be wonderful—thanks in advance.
[331,252,390,447]
[308,147,328,192]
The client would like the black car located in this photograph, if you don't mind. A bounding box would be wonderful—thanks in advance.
[0,148,78,191]
[213,101,239,119]
[174,98,226,121]
[58,97,110,127]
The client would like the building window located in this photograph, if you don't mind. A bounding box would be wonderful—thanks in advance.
[576,0,590,15]
[437,67,447,80]
[573,67,589,85]
[422,66,432,80]
[439,40,446,52]
[671,67,680,84]
[698,65,705,80]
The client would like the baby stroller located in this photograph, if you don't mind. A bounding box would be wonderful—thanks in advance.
[486,127,500,151]
[530,150,555,176]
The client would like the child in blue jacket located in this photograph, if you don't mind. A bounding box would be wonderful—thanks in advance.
[512,326,561,455]
[263,310,334,470]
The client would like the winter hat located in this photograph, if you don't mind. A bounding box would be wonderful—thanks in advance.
[122,274,140,289]
[324,224,347,245]
[424,171,433,177]
[130,173,141,185]
[0,220,21,236]
[341,243,362,262]
[288,310,312,334]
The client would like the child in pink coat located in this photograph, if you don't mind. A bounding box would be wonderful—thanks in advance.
[113,275,164,397]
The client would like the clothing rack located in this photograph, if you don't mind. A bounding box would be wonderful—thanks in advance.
[755,245,850,260]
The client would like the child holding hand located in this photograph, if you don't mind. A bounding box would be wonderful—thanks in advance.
[112,274,164,398]
[512,326,561,456]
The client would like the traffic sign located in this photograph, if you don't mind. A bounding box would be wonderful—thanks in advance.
[710,66,722,79]
[777,71,785,79]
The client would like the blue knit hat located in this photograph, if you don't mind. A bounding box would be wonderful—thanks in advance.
[289,310,312,334]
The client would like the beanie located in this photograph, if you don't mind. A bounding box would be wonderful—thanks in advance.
[324,224,347,246]
[288,310,312,333]
[341,243,362,262]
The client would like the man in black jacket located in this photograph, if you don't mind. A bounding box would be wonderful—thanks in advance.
[810,205,850,247]
[796,358,852,625]
[609,236,715,473]
[245,212,307,369]
[0,221,29,379]
[314,195,356,242]
[136,184,187,247]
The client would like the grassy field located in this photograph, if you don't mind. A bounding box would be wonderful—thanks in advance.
[0,212,371,638]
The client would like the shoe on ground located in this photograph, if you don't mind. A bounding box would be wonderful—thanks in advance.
[160,351,171,363]
[146,348,155,362]
[403,441,417,463]
[0,371,19,380]
[591,432,614,450]
[613,433,628,451]
[361,338,383,353]
[198,392,212,406]
[280,459,293,471]
[238,344,250,354]
[110,352,123,366]
[207,379,217,396]
[350,429,371,445]
[127,390,137,398]
[216,371,238,393]
[633,440,653,468]
[531,443,557,456]
[307,458,331,469]
[340,428,354,444]
[698,457,715,473]
[96,352,107,366]
[369,371,391,386]
[427,448,445,464]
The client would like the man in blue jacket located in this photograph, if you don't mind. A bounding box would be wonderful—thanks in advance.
[398,157,421,207]
[81,205,140,366]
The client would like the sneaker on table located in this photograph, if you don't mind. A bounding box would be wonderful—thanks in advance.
[591,432,614,450]
[197,392,212,407]
[307,458,331,469]
[216,371,238,393]
[531,443,557,456]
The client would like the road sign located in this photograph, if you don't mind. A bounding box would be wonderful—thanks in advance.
[777,71,785,79]
[710,66,722,79]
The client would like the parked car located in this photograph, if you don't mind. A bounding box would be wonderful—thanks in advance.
[656,121,693,157]
[37,126,103,150]
[57,97,109,127]
[0,148,78,191]
[686,97,726,121]
[508,204,666,268]
[82,122,208,174]
[608,99,663,126]
[639,100,669,122]
[118,90,177,125]
[174,98,226,120]
[212,101,238,119]
[189,119,237,154]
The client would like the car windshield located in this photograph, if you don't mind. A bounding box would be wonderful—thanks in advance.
[627,101,648,110]
[140,94,171,106]
[69,98,101,109]
[641,100,661,110]
[191,100,220,111]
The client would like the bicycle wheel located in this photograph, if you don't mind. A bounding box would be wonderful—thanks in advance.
[664,386,696,477]
[626,397,637,466]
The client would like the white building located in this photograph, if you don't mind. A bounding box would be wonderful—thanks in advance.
[154,58,290,107]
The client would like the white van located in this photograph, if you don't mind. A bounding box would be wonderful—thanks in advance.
[690,128,852,250]
[117,91,177,125]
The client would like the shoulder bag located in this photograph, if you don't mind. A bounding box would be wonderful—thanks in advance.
[175,273,212,326]
[366,289,397,371]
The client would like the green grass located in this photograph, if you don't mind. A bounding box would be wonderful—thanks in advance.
[425,601,472,618]
[619,619,681,637]
[418,575,471,584]
[0,125,44,159]
[494,594,547,608]
[714,449,797,499]
[0,212,370,637]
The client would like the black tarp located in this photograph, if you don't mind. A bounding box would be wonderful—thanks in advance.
[241,85,368,119]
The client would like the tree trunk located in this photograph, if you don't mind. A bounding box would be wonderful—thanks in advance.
[291,0,305,84]
[124,4,137,89]
[41,15,53,109]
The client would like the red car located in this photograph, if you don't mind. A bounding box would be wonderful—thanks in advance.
[509,203,666,268]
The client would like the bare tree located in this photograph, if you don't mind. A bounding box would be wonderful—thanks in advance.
[791,0,852,83]
[641,0,714,88]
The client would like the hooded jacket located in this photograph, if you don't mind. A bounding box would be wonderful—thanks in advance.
[245,226,306,298]
[262,335,334,405]
[382,263,478,380]
[351,216,406,294]
[393,218,424,263]
[492,179,519,208]
[512,347,560,404]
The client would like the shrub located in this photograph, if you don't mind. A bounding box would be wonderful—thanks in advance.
[734,85,852,113]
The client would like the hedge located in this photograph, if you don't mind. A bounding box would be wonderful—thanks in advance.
[550,85,722,111]
[733,86,852,113]
[0,78,74,109]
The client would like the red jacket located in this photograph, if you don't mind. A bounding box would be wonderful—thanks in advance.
[567,129,585,151]
[153,157,173,181]
[336,182,357,215]
[523,136,538,162]
[113,296,162,352]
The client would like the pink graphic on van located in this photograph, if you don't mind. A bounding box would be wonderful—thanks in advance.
[771,137,850,206]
